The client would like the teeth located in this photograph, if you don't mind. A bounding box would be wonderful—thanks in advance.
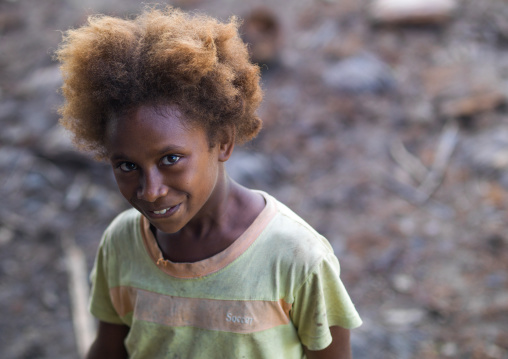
[153,208,169,215]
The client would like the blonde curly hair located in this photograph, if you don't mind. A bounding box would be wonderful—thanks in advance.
[56,7,263,159]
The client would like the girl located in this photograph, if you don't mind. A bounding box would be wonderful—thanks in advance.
[56,7,362,358]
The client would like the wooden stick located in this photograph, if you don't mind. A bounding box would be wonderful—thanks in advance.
[65,173,89,210]
[61,235,96,358]
[380,172,455,218]
[417,120,459,201]
[389,138,429,183]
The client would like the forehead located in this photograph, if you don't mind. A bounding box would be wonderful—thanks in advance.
[105,105,207,158]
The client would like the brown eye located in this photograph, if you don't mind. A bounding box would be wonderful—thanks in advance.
[161,155,181,166]
[119,162,137,172]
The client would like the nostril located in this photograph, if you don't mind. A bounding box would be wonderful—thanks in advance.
[138,184,169,202]
[138,171,169,201]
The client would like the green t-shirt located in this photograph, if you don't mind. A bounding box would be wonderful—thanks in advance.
[89,191,362,358]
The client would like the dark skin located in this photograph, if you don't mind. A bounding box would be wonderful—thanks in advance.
[87,323,352,359]
[86,104,353,358]
[153,180,265,263]
[86,322,129,359]
[304,326,352,359]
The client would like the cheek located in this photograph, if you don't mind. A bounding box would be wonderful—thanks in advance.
[113,173,137,199]
[202,163,220,192]
[181,158,218,193]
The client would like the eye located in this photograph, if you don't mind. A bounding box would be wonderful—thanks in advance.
[119,162,138,172]
[161,155,181,166]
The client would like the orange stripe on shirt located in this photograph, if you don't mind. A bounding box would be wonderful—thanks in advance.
[110,287,292,333]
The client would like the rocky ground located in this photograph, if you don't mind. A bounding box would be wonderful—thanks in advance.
[1,0,508,358]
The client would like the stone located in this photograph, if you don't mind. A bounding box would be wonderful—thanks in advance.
[16,65,62,97]
[0,8,24,34]
[240,8,281,66]
[0,227,14,247]
[322,52,395,94]
[383,308,426,327]
[35,125,91,164]
[226,150,273,187]
[441,342,458,357]
[462,126,508,176]
[392,274,415,293]
[370,0,458,25]
[439,90,505,118]
[423,65,467,99]
[422,64,504,120]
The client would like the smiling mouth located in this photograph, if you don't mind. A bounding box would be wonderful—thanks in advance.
[153,208,171,215]
[148,204,180,217]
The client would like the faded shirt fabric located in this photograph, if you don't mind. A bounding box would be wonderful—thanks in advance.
[89,191,362,358]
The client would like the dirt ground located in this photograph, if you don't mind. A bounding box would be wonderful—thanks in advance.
[1,0,508,358]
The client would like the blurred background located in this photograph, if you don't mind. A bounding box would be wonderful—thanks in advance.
[1,0,508,357]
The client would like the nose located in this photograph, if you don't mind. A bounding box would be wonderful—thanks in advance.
[137,169,169,202]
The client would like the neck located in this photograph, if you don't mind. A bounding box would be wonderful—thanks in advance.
[153,175,265,263]
[181,172,235,240]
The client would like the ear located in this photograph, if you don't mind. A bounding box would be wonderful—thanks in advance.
[218,125,235,162]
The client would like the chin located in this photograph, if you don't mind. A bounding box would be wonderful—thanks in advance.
[150,221,183,235]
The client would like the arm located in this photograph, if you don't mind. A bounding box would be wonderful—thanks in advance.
[86,321,130,359]
[303,326,352,359]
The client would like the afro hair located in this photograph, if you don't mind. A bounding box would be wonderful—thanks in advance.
[56,6,263,159]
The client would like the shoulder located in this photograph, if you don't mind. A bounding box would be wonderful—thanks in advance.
[101,208,142,246]
[96,208,146,267]
[257,191,335,268]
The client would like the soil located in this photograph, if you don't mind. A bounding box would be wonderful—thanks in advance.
[1,0,508,358]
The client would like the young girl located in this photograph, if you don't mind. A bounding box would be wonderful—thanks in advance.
[56,7,362,359]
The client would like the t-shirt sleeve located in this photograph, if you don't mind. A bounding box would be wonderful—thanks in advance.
[290,252,362,351]
[88,233,124,325]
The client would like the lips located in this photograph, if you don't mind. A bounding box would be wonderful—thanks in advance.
[153,208,170,215]
[146,203,181,218]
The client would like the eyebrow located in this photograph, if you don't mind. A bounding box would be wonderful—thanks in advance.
[109,152,131,162]
[156,145,185,156]
[109,145,186,162]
